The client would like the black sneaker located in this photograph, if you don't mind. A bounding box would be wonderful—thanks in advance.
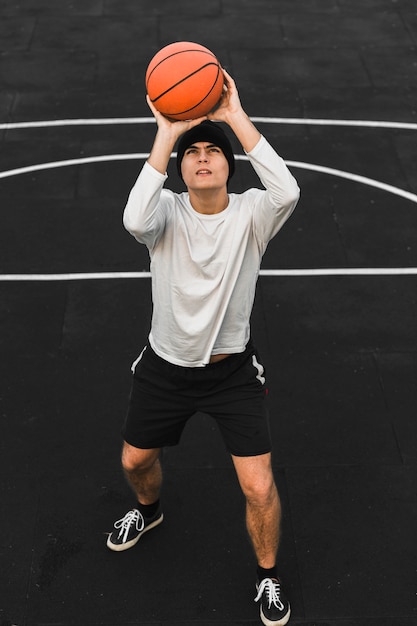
[106,508,163,552]
[255,577,291,626]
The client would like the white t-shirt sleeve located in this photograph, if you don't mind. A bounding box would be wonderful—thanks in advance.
[123,161,170,249]
[246,135,300,248]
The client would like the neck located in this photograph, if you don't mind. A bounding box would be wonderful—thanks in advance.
[188,188,229,215]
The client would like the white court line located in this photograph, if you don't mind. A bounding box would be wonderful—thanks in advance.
[0,118,156,130]
[1,117,417,130]
[1,268,417,281]
[1,153,416,206]
[0,116,416,281]
[0,153,150,179]
[0,155,416,280]
[284,160,417,204]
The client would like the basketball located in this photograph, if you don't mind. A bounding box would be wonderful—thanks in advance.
[145,42,224,120]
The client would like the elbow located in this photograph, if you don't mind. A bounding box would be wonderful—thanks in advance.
[284,183,300,211]
[123,208,144,239]
[291,181,301,204]
[122,209,134,235]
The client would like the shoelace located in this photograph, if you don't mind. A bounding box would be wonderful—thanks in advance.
[254,578,284,610]
[113,509,144,543]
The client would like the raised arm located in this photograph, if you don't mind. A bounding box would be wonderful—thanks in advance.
[207,68,261,153]
[146,96,207,174]
[123,99,208,245]
[210,69,300,245]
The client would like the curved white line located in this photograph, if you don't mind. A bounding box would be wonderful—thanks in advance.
[0,154,151,179]
[251,117,417,130]
[285,160,417,205]
[1,153,416,205]
[0,118,156,130]
[1,268,416,281]
[0,117,415,281]
[1,117,417,131]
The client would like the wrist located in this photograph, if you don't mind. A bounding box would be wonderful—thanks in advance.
[225,110,261,153]
[155,124,182,148]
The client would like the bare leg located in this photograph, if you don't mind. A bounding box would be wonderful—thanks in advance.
[121,441,162,505]
[232,452,281,568]
[107,442,163,551]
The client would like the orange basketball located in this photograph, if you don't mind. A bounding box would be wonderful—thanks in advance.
[145,42,224,120]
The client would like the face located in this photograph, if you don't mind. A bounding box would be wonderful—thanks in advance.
[180,142,229,190]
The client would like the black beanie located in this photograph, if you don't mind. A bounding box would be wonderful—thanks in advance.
[176,120,235,182]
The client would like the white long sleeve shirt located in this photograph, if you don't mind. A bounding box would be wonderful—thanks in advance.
[123,135,300,367]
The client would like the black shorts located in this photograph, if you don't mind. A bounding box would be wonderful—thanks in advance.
[122,341,271,457]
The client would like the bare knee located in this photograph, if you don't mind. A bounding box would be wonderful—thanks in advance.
[121,442,160,474]
[233,453,278,508]
[243,474,277,508]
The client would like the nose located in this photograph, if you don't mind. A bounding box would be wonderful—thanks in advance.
[198,150,208,162]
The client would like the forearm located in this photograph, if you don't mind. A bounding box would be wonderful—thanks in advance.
[146,94,209,174]
[207,69,261,153]
[147,125,179,175]
[223,108,261,154]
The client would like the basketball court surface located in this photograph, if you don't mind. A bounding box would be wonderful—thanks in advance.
[1,1,416,624]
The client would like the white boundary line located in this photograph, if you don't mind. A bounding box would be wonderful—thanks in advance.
[1,153,416,205]
[0,153,150,179]
[284,160,417,204]
[1,117,417,130]
[1,268,416,282]
[1,116,416,281]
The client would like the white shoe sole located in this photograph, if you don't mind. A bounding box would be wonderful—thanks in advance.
[106,513,164,552]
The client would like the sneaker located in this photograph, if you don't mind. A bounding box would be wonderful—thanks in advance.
[106,508,163,552]
[255,577,291,626]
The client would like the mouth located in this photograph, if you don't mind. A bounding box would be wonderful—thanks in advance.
[196,169,211,176]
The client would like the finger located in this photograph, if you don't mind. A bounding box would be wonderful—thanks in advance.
[146,94,161,117]
[222,67,235,85]
[184,115,208,129]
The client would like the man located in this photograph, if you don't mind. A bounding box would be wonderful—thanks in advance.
[107,69,300,626]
